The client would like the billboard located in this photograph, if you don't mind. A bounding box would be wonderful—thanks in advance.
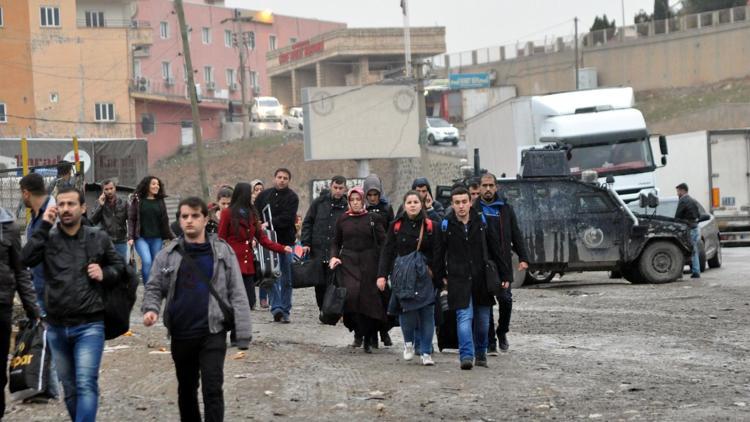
[449,73,491,90]
[302,85,420,160]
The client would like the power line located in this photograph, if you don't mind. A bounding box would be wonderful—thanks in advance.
[4,113,215,126]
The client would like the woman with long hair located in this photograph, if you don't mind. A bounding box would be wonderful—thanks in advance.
[249,179,269,307]
[218,182,292,312]
[329,187,386,353]
[128,175,174,284]
[377,191,440,366]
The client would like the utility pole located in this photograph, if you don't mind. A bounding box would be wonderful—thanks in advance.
[574,17,579,90]
[401,0,412,78]
[222,11,253,140]
[175,0,209,200]
[621,0,626,41]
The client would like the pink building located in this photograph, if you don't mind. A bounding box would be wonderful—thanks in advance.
[130,0,344,164]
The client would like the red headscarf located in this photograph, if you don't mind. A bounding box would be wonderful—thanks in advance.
[345,187,368,216]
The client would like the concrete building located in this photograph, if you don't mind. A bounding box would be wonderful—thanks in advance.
[266,27,447,108]
[0,0,36,135]
[131,0,345,164]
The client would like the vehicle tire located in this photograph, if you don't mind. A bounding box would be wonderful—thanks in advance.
[427,134,435,145]
[452,140,458,146]
[707,240,722,268]
[637,241,683,284]
[284,120,290,129]
[524,270,554,285]
[298,123,303,131]
[698,240,707,273]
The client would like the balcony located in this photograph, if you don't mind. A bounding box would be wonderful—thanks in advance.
[129,78,231,104]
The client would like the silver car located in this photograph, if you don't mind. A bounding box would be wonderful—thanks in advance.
[628,196,722,271]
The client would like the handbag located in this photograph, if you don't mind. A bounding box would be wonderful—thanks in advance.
[9,320,51,401]
[175,245,236,331]
[481,222,502,295]
[103,245,139,340]
[291,255,323,289]
[391,222,425,300]
[319,270,346,325]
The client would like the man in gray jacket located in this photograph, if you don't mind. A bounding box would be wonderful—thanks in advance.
[142,196,251,422]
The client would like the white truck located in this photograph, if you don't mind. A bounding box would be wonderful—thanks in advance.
[465,87,668,203]
[651,129,750,244]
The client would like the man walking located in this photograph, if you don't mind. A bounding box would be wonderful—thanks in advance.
[301,176,348,310]
[143,197,251,422]
[434,187,508,370]
[675,183,702,278]
[411,177,445,220]
[254,168,299,323]
[22,186,124,421]
[90,179,129,260]
[477,174,529,354]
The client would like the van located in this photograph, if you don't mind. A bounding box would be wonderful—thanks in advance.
[251,96,283,122]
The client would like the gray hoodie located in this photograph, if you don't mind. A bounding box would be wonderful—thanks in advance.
[363,174,383,195]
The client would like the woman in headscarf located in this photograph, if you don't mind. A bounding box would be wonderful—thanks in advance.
[329,187,386,353]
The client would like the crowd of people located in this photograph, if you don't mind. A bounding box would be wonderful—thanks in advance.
[2,168,529,421]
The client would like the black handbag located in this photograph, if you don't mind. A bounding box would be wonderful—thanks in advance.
[291,255,322,289]
[103,246,139,340]
[319,270,346,325]
[481,223,502,295]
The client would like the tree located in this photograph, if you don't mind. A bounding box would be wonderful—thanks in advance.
[590,14,616,32]
[682,0,746,14]
[634,9,652,23]
[654,0,670,20]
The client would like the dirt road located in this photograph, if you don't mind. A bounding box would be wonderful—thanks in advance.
[6,248,750,421]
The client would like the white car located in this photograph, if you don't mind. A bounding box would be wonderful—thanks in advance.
[426,117,459,146]
[251,97,283,122]
[283,107,304,130]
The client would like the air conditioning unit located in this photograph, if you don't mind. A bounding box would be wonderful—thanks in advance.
[229,82,238,91]
[206,81,216,91]
[136,77,149,92]
[165,76,175,86]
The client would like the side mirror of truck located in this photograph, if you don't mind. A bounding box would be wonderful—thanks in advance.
[647,193,659,208]
[659,135,668,155]
[661,156,667,166]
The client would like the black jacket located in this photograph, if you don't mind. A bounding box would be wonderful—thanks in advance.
[255,187,299,246]
[378,214,440,287]
[90,197,129,243]
[478,195,529,283]
[433,204,507,310]
[301,192,347,260]
[22,222,125,326]
[128,194,174,241]
[675,194,700,228]
[0,209,39,319]
[367,200,394,231]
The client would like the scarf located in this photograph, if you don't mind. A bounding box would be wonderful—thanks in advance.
[345,187,368,216]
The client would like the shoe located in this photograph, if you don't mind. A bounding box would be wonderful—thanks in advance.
[363,340,373,354]
[498,333,509,351]
[282,315,290,324]
[403,342,415,361]
[370,334,379,349]
[460,359,473,370]
[22,395,52,404]
[488,344,499,356]
[260,299,269,309]
[273,312,283,322]
[421,354,435,366]
[475,355,488,368]
[351,335,363,348]
[691,273,701,279]
[381,332,393,347]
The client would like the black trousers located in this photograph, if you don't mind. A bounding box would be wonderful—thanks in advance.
[354,313,378,346]
[489,286,513,345]
[314,261,330,310]
[0,306,12,416]
[242,275,256,310]
[170,332,227,422]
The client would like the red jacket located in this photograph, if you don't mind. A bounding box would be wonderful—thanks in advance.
[218,208,286,275]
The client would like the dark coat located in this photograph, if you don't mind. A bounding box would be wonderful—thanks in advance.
[90,197,129,243]
[378,214,441,313]
[301,192,347,262]
[217,208,286,275]
[675,194,700,228]
[22,222,125,326]
[479,196,529,284]
[0,209,39,319]
[330,213,386,321]
[127,194,174,241]
[366,200,394,231]
[433,205,507,310]
[255,187,299,246]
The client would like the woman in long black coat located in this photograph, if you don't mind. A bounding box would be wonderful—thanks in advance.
[329,187,386,353]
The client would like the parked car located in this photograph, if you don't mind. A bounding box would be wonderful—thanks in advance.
[629,196,722,271]
[283,107,303,130]
[251,97,283,122]
[426,117,459,146]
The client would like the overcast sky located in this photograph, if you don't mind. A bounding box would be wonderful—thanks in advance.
[227,0,656,52]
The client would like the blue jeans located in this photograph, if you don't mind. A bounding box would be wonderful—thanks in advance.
[399,305,435,355]
[270,252,293,317]
[456,298,491,361]
[46,321,105,422]
[113,242,128,262]
[135,237,163,285]
[690,227,701,275]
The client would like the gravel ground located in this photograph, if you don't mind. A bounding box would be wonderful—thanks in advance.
[5,248,750,421]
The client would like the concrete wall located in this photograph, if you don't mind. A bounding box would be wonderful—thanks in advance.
[0,0,36,135]
[387,147,465,206]
[317,62,348,87]
[271,75,293,110]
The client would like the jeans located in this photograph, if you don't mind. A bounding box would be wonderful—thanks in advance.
[489,286,513,346]
[690,227,701,275]
[455,298,491,361]
[135,237,163,285]
[171,332,227,422]
[270,252,293,317]
[258,286,268,302]
[113,242,128,262]
[46,321,105,422]
[399,305,435,355]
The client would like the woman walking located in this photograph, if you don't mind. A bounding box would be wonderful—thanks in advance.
[218,182,292,312]
[377,191,440,365]
[329,187,386,353]
[129,176,174,284]
[250,179,270,308]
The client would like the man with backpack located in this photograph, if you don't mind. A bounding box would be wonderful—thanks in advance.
[21,186,124,421]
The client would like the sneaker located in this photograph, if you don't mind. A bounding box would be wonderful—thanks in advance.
[498,333,509,351]
[691,273,701,279]
[281,315,290,324]
[421,354,435,366]
[460,358,473,370]
[475,355,488,368]
[488,344,499,356]
[381,332,393,347]
[403,342,415,361]
[260,299,269,309]
[350,335,363,348]
[273,312,283,322]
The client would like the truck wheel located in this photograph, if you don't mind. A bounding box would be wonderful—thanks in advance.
[637,241,683,284]
[524,270,554,285]
[698,240,707,273]
[707,241,722,268]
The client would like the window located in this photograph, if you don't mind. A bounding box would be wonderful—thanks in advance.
[40,6,60,27]
[0,7,4,27]
[250,71,259,88]
[0,103,6,123]
[244,31,255,49]
[204,66,213,83]
[159,21,168,39]
[133,59,142,79]
[95,103,115,122]
[85,11,104,27]
[225,69,235,86]
[577,194,614,213]
[201,27,211,44]
[224,29,232,47]
[269,34,277,50]
[289,37,297,45]
[162,62,171,80]
[141,113,155,134]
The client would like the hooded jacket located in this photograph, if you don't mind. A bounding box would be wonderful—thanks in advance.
[0,208,39,318]
[364,174,394,230]
[479,194,529,278]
